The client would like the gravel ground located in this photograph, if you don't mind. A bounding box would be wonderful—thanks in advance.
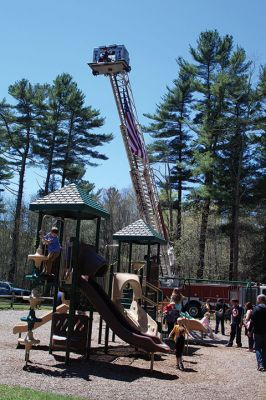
[0,310,265,400]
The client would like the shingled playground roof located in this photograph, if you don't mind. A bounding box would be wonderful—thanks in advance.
[29,184,110,220]
[113,219,167,245]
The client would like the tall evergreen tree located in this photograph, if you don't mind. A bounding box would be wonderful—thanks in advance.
[0,107,13,212]
[246,65,266,281]
[0,80,46,280]
[215,49,255,279]
[144,65,194,241]
[34,73,112,191]
[187,30,234,278]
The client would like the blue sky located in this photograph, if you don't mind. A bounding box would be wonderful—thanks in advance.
[1,0,265,199]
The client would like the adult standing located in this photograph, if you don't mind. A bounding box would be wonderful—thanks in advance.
[163,288,186,334]
[226,299,243,347]
[163,301,180,334]
[215,298,227,335]
[244,302,254,352]
[170,287,185,303]
[251,294,266,372]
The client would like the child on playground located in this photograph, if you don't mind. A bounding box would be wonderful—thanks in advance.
[42,227,61,275]
[168,318,188,370]
[201,312,214,338]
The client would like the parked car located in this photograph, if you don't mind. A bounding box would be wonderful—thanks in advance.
[0,281,31,297]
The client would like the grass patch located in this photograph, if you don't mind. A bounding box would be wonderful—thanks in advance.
[0,385,88,400]
[0,303,52,311]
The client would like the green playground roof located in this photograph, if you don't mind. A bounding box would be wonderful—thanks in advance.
[113,219,167,245]
[29,184,109,220]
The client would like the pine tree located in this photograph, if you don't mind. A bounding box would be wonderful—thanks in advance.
[34,73,112,191]
[0,104,13,212]
[215,48,255,280]
[0,80,46,280]
[188,30,234,278]
[245,65,266,281]
[144,64,194,241]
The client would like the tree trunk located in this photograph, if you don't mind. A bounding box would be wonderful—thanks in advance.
[229,203,239,280]
[9,150,28,282]
[229,116,243,281]
[196,63,213,279]
[176,111,184,241]
[61,115,74,187]
[44,133,56,195]
[176,178,182,241]
[262,222,266,281]
[196,197,211,279]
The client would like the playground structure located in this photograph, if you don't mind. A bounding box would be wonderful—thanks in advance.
[14,183,170,368]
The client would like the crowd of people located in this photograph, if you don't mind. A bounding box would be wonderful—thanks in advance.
[162,288,266,373]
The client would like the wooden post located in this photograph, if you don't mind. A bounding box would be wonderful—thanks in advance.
[104,263,114,353]
[65,218,81,364]
[150,353,154,372]
[146,244,151,283]
[117,242,121,272]
[98,316,103,344]
[49,219,64,354]
[144,244,151,311]
[95,217,101,252]
[128,242,132,273]
[86,309,93,359]
[156,244,160,262]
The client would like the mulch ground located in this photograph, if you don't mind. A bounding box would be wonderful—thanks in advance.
[0,310,265,400]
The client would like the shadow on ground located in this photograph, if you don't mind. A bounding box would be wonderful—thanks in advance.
[23,345,179,382]
[188,332,228,346]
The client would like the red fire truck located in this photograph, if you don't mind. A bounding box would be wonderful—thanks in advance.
[160,278,266,318]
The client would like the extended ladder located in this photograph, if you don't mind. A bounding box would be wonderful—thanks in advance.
[88,45,173,275]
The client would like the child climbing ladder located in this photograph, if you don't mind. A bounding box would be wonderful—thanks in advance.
[42,227,61,275]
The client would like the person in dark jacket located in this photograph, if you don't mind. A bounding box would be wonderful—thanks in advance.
[163,302,180,334]
[215,298,227,335]
[225,299,243,347]
[251,294,266,371]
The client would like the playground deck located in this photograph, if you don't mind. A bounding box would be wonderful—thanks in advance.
[0,310,265,400]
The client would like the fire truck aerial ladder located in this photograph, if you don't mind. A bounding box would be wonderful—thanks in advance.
[88,45,174,276]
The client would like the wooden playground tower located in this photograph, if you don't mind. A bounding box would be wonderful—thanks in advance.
[15,183,110,364]
[15,184,170,368]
